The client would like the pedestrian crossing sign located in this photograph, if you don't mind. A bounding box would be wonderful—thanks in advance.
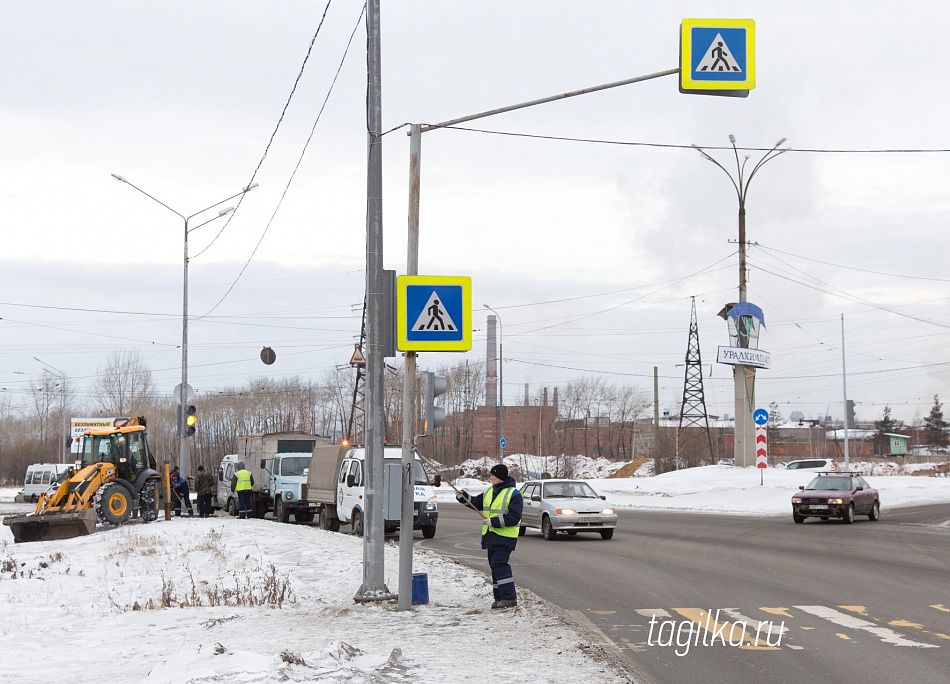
[680,18,755,96]
[397,275,472,351]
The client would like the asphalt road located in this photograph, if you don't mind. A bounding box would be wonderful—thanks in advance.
[419,502,950,684]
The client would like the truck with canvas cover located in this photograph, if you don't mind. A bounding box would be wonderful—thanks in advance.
[305,445,441,538]
[3,417,161,543]
[216,432,331,521]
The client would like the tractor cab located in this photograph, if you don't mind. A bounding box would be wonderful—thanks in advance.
[79,425,156,483]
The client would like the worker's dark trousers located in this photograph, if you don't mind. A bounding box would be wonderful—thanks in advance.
[487,549,516,601]
[237,490,252,519]
[197,494,212,518]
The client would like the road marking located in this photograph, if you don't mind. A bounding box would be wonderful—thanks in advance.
[932,604,950,613]
[637,608,671,618]
[723,609,789,640]
[761,607,793,618]
[840,605,869,616]
[796,605,939,648]
[837,633,852,641]
[672,608,781,650]
[591,610,617,615]
[890,619,924,630]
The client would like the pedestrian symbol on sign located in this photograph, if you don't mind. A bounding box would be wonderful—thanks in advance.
[413,291,457,332]
[697,34,742,72]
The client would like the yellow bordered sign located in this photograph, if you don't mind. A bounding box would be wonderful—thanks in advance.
[397,275,472,351]
[680,18,755,96]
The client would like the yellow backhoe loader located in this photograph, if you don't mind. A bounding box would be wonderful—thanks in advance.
[4,417,161,543]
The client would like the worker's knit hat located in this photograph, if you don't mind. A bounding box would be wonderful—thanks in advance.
[489,464,509,480]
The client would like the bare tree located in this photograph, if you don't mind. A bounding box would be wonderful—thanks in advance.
[94,348,156,416]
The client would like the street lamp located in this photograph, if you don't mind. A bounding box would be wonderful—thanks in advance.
[33,356,68,464]
[692,135,788,467]
[691,135,788,303]
[483,305,504,464]
[111,174,258,478]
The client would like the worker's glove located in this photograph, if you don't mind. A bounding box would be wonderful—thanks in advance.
[456,492,470,505]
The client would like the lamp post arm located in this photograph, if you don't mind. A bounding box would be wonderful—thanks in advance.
[185,186,254,232]
[111,175,185,221]
[692,145,742,201]
[745,146,790,190]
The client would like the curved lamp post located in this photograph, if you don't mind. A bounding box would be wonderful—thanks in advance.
[111,174,258,478]
[691,136,788,467]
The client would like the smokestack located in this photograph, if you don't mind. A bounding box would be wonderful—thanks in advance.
[524,383,529,406]
[486,315,497,407]
[542,387,548,407]
[553,387,559,414]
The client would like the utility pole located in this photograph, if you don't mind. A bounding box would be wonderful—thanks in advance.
[397,123,422,611]
[356,0,391,602]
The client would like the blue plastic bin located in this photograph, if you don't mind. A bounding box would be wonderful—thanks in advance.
[411,573,429,605]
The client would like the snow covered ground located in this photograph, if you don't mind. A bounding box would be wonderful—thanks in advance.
[0,503,626,684]
[1,462,946,683]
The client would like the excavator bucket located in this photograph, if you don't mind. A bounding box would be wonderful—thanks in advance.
[3,508,97,544]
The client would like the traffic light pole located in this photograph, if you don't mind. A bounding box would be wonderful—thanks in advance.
[395,65,681,610]
[397,124,422,611]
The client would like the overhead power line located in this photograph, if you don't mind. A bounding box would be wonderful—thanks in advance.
[434,126,950,154]
[200,1,366,320]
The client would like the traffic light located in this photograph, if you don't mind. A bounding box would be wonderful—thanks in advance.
[422,371,447,436]
[183,405,197,437]
[846,399,855,430]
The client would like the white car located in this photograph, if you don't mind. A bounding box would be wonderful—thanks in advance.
[784,458,836,472]
[519,479,618,540]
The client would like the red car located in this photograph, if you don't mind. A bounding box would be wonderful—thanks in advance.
[791,472,880,524]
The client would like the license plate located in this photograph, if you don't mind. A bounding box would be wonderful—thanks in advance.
[582,517,602,523]
[809,504,828,510]
[308,502,317,507]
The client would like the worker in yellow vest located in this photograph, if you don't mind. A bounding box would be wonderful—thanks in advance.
[230,462,254,519]
[457,463,523,609]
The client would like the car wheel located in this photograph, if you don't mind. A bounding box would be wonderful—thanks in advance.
[421,525,436,539]
[295,511,315,523]
[793,511,805,524]
[600,529,614,540]
[820,516,829,521]
[352,509,364,537]
[868,500,880,521]
[567,531,578,536]
[518,525,526,537]
[843,503,855,524]
[541,516,557,541]
[227,498,237,517]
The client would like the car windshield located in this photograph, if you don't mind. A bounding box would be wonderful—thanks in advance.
[413,460,430,485]
[279,456,310,476]
[805,476,852,491]
[543,482,600,499]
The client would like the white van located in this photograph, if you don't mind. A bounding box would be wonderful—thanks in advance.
[15,463,73,503]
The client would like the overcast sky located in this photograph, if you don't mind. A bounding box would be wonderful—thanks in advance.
[2,1,950,424]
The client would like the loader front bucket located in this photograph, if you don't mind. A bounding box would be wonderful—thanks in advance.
[3,508,98,544]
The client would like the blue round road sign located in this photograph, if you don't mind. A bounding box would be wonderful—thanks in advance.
[753,408,769,426]
[500,438,506,448]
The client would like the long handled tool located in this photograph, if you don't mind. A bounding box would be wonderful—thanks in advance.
[415,452,484,518]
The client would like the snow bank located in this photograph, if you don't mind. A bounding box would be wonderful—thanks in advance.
[0,516,628,683]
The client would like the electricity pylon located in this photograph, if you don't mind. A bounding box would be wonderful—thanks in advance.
[679,297,717,463]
